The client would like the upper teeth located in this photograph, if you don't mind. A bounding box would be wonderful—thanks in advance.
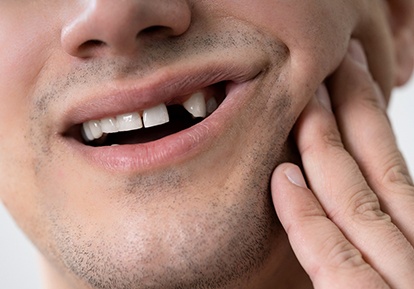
[183,92,206,118]
[142,103,169,128]
[81,92,218,142]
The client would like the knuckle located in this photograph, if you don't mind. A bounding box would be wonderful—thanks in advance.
[351,189,382,218]
[356,84,384,112]
[377,154,414,205]
[300,122,343,157]
[320,126,344,150]
[309,235,365,278]
[323,237,365,269]
[353,196,391,224]
[310,237,387,288]
[332,184,392,224]
[381,155,414,187]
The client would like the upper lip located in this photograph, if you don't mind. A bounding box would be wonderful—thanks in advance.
[60,58,266,134]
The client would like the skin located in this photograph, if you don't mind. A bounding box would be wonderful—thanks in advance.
[272,41,414,288]
[0,0,413,288]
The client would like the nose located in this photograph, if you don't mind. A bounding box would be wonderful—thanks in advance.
[61,0,191,58]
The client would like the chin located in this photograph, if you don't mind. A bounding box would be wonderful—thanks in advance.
[47,180,280,288]
[39,134,296,289]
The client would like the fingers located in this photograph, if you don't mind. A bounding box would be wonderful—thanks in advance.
[329,40,414,244]
[294,85,414,288]
[272,164,389,289]
[284,42,414,287]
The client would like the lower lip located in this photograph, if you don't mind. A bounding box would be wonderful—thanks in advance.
[66,82,251,172]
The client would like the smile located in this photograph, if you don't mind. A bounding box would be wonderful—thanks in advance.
[80,82,226,146]
[60,56,267,172]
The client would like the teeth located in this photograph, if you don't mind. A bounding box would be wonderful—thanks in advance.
[101,117,118,133]
[82,122,95,142]
[117,113,143,132]
[143,103,169,128]
[80,93,220,143]
[206,97,218,114]
[183,92,206,118]
[88,120,103,139]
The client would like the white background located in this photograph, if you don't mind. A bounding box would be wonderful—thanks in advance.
[1,77,413,289]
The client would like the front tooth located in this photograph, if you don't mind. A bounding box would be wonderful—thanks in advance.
[116,113,143,132]
[143,103,169,128]
[183,92,206,118]
[101,117,118,133]
[88,120,103,139]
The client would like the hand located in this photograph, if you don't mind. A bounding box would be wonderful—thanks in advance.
[271,40,414,288]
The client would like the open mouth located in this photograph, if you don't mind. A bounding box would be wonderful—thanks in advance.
[69,82,227,147]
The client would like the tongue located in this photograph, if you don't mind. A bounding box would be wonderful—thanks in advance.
[103,105,202,145]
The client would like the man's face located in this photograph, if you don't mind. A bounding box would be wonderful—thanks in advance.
[0,1,396,288]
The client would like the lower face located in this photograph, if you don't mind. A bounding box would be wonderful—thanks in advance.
[0,1,393,289]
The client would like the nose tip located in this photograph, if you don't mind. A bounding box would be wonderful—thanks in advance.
[61,0,191,58]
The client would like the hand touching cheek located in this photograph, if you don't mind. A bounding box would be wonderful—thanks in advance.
[271,40,414,289]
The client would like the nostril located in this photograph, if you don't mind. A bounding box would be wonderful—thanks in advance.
[79,39,106,51]
[71,39,107,57]
[139,25,174,38]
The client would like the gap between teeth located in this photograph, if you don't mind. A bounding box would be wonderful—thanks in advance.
[81,93,218,142]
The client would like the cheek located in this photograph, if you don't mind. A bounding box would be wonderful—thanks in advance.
[0,5,64,242]
[211,0,356,53]
[0,11,56,141]
[209,0,358,109]
[0,7,51,84]
[0,2,66,125]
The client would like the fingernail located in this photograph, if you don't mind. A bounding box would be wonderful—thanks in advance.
[285,166,307,188]
[348,39,368,68]
[316,84,332,112]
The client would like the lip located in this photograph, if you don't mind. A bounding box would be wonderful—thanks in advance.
[63,80,254,172]
[62,59,265,129]
[60,59,266,172]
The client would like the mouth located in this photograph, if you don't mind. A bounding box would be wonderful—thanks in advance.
[75,82,227,147]
[60,58,265,172]
[62,78,250,172]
